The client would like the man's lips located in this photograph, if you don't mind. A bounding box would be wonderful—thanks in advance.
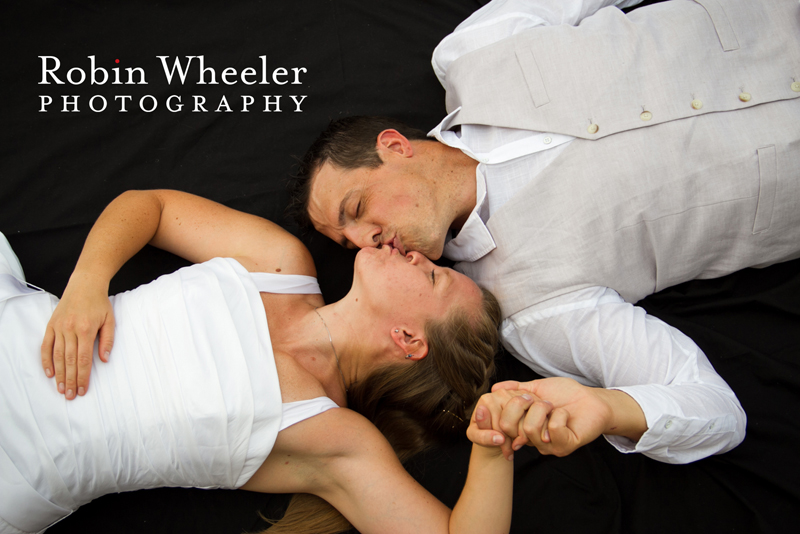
[390,237,406,255]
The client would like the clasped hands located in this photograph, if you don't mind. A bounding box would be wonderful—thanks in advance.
[468,378,628,461]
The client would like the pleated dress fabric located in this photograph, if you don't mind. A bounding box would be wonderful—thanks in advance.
[0,240,291,533]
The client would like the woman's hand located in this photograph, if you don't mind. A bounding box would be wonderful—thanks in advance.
[37,189,317,401]
[41,271,115,400]
[467,389,549,461]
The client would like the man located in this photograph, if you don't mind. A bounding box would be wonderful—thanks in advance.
[292,0,800,464]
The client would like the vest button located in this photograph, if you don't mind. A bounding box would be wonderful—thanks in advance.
[792,81,800,92]
[587,123,599,134]
[691,99,703,110]
[738,92,751,102]
[543,135,552,144]
[640,111,652,121]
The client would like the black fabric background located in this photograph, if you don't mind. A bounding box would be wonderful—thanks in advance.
[1,1,798,532]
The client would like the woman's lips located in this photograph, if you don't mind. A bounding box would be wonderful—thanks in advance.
[382,243,401,256]
[391,237,406,255]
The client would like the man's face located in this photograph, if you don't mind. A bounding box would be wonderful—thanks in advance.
[307,159,449,259]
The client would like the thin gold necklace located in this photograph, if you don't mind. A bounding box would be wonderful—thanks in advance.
[314,307,348,393]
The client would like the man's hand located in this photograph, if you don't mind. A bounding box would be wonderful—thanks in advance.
[40,271,115,400]
[493,378,647,458]
[467,389,553,460]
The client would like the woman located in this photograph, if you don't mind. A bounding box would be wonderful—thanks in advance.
[0,190,522,534]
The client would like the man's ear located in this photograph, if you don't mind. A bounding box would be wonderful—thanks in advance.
[390,326,429,361]
[377,129,414,158]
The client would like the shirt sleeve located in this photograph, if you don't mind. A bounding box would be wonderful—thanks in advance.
[500,286,746,464]
[432,0,643,88]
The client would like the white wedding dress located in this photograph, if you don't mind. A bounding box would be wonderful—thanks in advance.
[0,233,338,533]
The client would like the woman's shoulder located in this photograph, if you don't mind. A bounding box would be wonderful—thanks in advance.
[231,225,318,279]
[241,405,385,494]
[273,403,387,463]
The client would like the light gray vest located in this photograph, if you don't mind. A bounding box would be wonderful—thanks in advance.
[447,0,800,316]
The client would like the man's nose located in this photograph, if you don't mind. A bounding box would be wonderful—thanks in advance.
[343,225,381,249]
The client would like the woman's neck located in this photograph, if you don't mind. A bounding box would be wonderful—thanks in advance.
[268,299,374,403]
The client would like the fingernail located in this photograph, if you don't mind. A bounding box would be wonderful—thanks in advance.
[476,409,485,421]
[104,351,110,361]
[58,383,65,394]
[544,429,550,442]
[492,435,503,445]
[507,453,514,462]
[78,387,85,396]
[521,394,532,401]
[544,400,553,406]
[513,443,523,451]
[66,389,74,399]
[45,368,53,378]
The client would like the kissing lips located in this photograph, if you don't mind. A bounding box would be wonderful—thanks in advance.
[380,243,401,256]
[391,237,406,256]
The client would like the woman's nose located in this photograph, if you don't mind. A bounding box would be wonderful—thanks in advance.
[406,251,424,264]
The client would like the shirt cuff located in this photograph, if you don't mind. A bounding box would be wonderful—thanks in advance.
[604,384,741,464]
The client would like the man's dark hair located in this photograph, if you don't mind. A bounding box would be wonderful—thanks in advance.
[288,116,429,230]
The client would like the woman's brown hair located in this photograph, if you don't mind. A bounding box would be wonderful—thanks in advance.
[262,288,502,534]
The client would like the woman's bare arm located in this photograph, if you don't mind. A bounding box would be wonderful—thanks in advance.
[41,189,314,399]
[245,404,515,534]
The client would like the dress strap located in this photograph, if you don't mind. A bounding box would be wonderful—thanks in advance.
[249,272,321,295]
[0,232,26,280]
[279,396,339,431]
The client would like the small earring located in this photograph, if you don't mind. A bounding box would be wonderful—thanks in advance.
[395,329,399,333]
[406,354,412,359]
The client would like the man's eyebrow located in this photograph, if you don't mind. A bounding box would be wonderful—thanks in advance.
[335,190,356,248]
[337,190,355,227]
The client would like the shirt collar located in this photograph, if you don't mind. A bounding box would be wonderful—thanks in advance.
[429,106,573,164]
[429,107,483,161]
[443,168,496,262]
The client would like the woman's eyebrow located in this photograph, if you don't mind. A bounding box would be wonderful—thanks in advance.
[441,269,455,291]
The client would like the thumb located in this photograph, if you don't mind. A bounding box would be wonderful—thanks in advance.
[98,313,115,363]
[492,380,521,392]
[493,380,539,395]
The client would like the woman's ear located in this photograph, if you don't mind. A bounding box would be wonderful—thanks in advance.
[391,327,429,360]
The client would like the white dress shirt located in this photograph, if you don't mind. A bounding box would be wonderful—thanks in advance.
[430,0,746,464]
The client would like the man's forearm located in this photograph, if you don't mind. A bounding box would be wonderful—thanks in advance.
[503,287,746,463]
[595,388,646,442]
[607,382,746,464]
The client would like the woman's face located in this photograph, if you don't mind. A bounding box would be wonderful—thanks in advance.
[353,245,484,326]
